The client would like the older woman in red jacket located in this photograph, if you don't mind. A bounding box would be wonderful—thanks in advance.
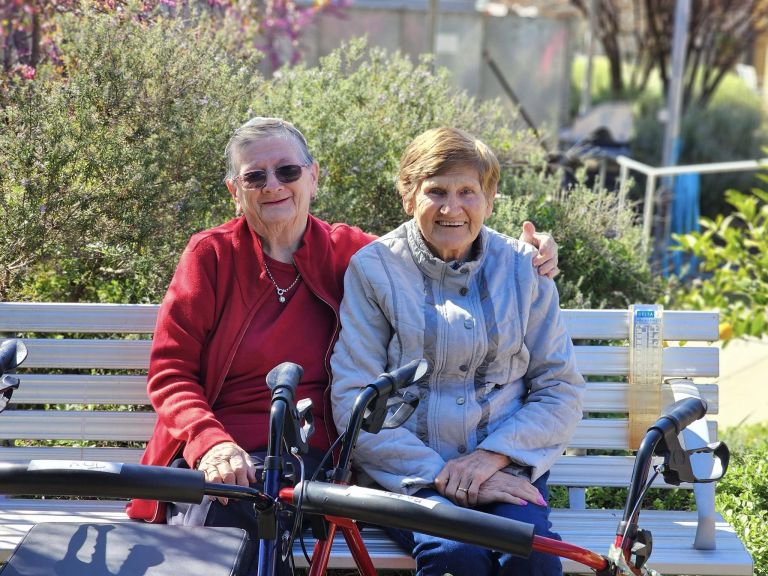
[125,117,558,575]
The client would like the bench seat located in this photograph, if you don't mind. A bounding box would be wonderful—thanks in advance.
[0,302,754,574]
[0,500,752,574]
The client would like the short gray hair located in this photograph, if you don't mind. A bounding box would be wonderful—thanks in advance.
[224,117,314,180]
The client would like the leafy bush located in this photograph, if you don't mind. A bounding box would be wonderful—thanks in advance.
[260,38,539,236]
[718,424,768,576]
[665,187,768,341]
[0,10,263,301]
[2,14,653,309]
[489,179,661,309]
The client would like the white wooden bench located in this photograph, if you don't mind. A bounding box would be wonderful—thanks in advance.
[0,302,753,575]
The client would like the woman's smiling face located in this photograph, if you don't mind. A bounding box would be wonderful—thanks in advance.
[405,165,494,262]
[227,136,318,236]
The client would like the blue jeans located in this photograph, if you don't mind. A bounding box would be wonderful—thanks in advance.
[386,471,562,576]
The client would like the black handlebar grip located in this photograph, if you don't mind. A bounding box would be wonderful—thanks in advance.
[653,397,708,437]
[368,358,428,398]
[0,461,206,504]
[293,481,534,558]
[0,339,27,373]
[266,362,304,400]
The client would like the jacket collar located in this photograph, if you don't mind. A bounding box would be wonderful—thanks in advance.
[404,219,488,281]
[231,214,339,310]
[292,215,339,305]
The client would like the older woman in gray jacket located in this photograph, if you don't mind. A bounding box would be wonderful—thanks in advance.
[330,127,585,576]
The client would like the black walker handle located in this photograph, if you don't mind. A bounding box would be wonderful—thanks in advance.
[292,481,534,559]
[362,358,428,434]
[0,339,28,413]
[0,460,274,509]
[0,461,207,503]
[651,397,707,437]
[650,397,730,485]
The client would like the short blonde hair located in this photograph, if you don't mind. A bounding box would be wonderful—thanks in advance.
[396,127,500,209]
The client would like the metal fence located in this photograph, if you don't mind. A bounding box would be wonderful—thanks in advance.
[616,155,768,252]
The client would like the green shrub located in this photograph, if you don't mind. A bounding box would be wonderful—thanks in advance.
[488,178,661,309]
[0,9,263,301]
[718,424,768,576]
[581,485,694,511]
[260,38,539,236]
[665,187,768,341]
[2,16,652,309]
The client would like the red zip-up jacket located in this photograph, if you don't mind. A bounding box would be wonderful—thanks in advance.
[126,215,373,522]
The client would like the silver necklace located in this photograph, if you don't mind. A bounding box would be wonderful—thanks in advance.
[263,258,301,303]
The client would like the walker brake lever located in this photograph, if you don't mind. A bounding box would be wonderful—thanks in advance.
[362,359,427,433]
[283,398,314,456]
[381,391,420,430]
[658,441,730,485]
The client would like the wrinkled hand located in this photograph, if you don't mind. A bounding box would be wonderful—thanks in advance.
[434,449,510,508]
[476,470,547,507]
[197,441,256,505]
[519,220,559,279]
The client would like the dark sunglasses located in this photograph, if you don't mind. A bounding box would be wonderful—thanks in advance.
[235,164,309,190]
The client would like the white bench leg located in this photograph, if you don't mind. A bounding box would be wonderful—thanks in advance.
[568,487,586,510]
[685,416,718,550]
[692,482,716,550]
[664,379,717,550]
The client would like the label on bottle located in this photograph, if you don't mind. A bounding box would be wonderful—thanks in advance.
[628,304,664,449]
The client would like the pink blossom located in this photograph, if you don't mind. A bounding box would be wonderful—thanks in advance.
[15,64,36,80]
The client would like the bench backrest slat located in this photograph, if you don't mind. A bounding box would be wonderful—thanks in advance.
[0,446,145,463]
[0,410,717,451]
[1,304,719,341]
[562,309,719,341]
[17,338,719,377]
[19,339,151,369]
[0,411,155,442]
[10,374,148,405]
[0,302,158,333]
[577,345,718,377]
[7,376,719,414]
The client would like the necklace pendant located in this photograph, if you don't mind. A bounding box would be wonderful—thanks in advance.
[263,258,300,305]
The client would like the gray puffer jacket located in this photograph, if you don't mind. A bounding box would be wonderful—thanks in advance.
[331,219,584,494]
